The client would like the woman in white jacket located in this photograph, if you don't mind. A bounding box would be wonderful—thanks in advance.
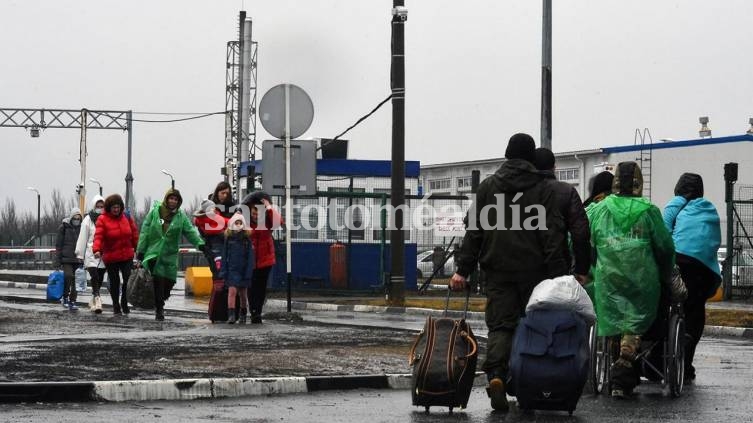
[75,195,106,313]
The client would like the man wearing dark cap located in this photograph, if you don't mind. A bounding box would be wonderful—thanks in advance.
[451,133,568,411]
[533,147,591,282]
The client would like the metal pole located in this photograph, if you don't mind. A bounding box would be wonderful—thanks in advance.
[347,176,354,289]
[236,11,246,195]
[541,0,552,150]
[36,194,41,242]
[79,109,88,213]
[284,84,293,313]
[125,111,134,213]
[389,0,407,305]
[239,17,253,198]
[724,163,737,300]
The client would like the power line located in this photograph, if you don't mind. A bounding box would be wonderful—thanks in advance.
[126,111,227,123]
[132,111,225,116]
[319,93,393,151]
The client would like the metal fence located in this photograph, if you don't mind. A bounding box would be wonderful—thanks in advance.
[730,184,753,299]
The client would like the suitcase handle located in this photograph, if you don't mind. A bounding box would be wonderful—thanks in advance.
[408,334,421,366]
[444,285,471,319]
[458,330,478,360]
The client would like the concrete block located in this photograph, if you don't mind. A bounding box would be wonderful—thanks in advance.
[212,377,308,398]
[93,379,212,402]
[185,267,213,297]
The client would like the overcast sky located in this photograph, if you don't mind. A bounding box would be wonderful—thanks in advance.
[2,0,752,212]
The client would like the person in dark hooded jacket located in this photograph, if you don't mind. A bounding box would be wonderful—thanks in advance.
[451,133,567,411]
[663,173,721,382]
[584,171,615,208]
[136,188,207,321]
[55,207,84,310]
[533,147,591,279]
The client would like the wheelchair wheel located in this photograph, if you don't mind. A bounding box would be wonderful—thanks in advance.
[666,313,685,397]
[590,325,610,394]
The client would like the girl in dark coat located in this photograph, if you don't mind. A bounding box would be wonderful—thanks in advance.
[219,214,254,324]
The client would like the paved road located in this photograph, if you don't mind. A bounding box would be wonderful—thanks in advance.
[2,337,752,422]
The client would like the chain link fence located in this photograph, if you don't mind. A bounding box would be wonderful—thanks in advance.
[731,184,753,299]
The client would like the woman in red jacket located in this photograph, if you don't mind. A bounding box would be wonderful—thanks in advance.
[92,194,139,315]
[242,191,283,324]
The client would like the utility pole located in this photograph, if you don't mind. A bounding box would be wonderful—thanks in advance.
[541,0,552,150]
[389,1,407,305]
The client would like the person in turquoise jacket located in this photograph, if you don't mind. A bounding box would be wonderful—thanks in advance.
[136,188,207,321]
[663,173,721,382]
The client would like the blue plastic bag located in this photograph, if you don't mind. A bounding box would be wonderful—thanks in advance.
[47,270,65,301]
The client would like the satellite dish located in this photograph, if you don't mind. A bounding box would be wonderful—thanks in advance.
[258,84,314,139]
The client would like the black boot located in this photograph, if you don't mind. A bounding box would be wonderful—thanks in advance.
[239,308,247,324]
[227,309,236,325]
[121,297,130,315]
[155,308,165,321]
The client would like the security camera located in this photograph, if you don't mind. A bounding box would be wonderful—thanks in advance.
[699,116,709,125]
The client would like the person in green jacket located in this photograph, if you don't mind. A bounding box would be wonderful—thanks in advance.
[136,188,207,321]
[587,162,675,398]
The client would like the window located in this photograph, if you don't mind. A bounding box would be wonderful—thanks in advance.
[372,188,410,241]
[292,198,319,240]
[456,176,472,191]
[555,168,580,181]
[429,179,451,191]
[326,187,365,241]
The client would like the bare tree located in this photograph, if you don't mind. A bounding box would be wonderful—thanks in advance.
[0,199,19,245]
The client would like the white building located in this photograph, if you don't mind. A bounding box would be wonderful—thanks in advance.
[420,134,753,245]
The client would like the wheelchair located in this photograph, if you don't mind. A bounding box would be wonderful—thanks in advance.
[589,298,686,398]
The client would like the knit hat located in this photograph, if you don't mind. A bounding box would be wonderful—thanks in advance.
[194,199,216,217]
[70,207,82,219]
[505,133,536,163]
[612,162,644,197]
[533,147,556,171]
[227,213,247,232]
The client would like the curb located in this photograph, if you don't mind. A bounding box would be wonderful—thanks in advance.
[0,280,110,295]
[703,325,753,339]
[0,374,487,403]
[265,299,487,321]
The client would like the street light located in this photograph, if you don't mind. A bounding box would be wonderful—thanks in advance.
[161,169,175,189]
[89,177,103,195]
[26,187,41,242]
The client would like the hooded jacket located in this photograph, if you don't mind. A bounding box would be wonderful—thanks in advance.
[219,214,255,287]
[136,189,205,281]
[539,170,592,275]
[92,194,139,264]
[75,195,106,269]
[55,208,83,266]
[663,173,721,278]
[242,191,283,269]
[455,159,567,281]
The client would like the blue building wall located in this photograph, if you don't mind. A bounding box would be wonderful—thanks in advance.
[270,242,418,291]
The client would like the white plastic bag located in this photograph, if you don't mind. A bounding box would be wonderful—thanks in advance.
[75,267,88,293]
[526,275,596,324]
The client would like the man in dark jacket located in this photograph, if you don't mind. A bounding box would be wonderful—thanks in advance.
[55,207,83,310]
[533,147,591,280]
[451,133,567,411]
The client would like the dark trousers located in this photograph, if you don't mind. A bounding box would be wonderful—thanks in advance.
[106,260,132,309]
[61,263,78,302]
[87,267,106,297]
[483,277,540,379]
[677,254,719,375]
[248,266,272,318]
[153,275,176,312]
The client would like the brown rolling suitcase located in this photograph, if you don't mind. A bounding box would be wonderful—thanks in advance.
[409,287,478,413]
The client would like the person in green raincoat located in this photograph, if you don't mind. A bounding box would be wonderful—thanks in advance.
[136,188,207,321]
[587,162,674,398]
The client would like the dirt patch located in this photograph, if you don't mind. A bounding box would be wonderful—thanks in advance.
[0,303,468,382]
[707,308,753,328]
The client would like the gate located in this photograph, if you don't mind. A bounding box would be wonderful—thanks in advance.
[728,184,753,299]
